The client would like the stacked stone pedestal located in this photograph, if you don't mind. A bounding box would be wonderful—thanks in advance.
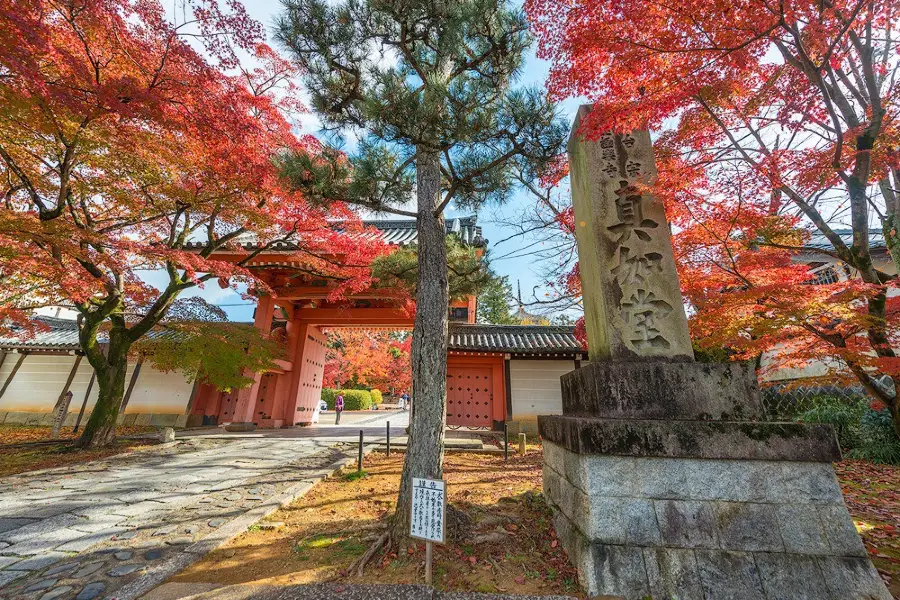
[539,361,890,600]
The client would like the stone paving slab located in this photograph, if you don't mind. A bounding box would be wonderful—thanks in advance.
[0,437,359,600]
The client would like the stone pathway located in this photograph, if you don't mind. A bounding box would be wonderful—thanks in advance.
[147,582,574,600]
[0,437,356,600]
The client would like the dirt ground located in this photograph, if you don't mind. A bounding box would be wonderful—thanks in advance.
[171,448,584,597]
[0,424,158,477]
[171,449,900,597]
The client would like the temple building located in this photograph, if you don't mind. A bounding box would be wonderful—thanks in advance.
[0,217,583,433]
[2,222,890,431]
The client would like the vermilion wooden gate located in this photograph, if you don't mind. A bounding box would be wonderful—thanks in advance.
[446,366,493,428]
[217,389,238,423]
[255,374,277,423]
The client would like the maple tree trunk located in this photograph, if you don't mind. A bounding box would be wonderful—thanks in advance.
[77,348,128,449]
[846,361,900,440]
[846,156,900,439]
[391,147,449,541]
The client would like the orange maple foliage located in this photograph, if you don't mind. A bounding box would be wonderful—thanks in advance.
[0,0,387,447]
[527,0,900,435]
[323,330,412,395]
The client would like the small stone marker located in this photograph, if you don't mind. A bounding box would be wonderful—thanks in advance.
[568,106,692,362]
[410,477,446,586]
[517,433,526,455]
[160,427,175,443]
[50,391,74,439]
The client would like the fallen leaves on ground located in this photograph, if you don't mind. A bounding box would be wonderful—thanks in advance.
[0,424,158,477]
[834,459,900,596]
[170,448,899,599]
[171,447,584,597]
[0,424,155,446]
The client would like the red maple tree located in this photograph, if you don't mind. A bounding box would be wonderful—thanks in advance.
[0,0,379,447]
[324,330,412,395]
[526,0,900,436]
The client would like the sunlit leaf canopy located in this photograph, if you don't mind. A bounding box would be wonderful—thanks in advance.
[526,0,900,426]
[0,0,390,338]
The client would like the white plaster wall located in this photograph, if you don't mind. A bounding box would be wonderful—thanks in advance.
[758,348,843,382]
[0,351,192,414]
[0,352,97,413]
[124,364,194,414]
[759,256,899,383]
[509,359,575,419]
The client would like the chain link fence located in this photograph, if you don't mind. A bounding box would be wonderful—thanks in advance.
[760,383,869,419]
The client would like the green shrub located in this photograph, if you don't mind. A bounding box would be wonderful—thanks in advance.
[321,388,372,410]
[798,397,900,465]
[848,409,900,465]
[371,389,383,405]
[342,389,373,410]
[797,396,866,448]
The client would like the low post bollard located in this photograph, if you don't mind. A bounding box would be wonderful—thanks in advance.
[503,421,509,461]
[358,429,364,473]
[518,432,527,455]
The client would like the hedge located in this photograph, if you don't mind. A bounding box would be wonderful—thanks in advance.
[371,389,383,405]
[321,388,373,411]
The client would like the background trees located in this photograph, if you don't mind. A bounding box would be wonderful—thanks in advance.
[0,0,376,448]
[323,330,412,395]
[477,275,520,325]
[275,0,567,544]
[527,0,900,436]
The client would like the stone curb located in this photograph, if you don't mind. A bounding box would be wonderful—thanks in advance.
[0,441,181,483]
[111,446,377,600]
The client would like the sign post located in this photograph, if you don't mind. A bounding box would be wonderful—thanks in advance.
[410,477,446,586]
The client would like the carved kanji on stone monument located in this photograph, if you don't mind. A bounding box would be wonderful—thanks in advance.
[541,104,888,600]
[567,105,692,361]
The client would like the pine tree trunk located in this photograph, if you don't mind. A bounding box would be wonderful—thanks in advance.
[76,350,128,449]
[392,147,449,540]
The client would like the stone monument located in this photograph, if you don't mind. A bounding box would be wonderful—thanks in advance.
[540,105,891,599]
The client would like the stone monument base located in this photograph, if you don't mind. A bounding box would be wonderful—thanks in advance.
[540,361,891,599]
[543,442,889,599]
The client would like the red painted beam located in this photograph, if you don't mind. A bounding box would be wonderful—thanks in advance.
[293,307,414,327]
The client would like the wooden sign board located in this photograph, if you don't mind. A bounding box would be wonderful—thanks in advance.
[410,477,446,544]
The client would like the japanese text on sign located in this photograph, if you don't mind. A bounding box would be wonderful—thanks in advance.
[410,478,446,544]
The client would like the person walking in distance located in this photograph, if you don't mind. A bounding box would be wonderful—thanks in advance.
[335,393,344,425]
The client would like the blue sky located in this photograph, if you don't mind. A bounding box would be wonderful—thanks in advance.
[172,0,582,322]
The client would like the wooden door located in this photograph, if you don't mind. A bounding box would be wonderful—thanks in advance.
[255,374,277,423]
[446,366,493,427]
[217,389,238,423]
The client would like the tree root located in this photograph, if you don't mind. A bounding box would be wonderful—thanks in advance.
[348,530,391,576]
[470,530,511,545]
